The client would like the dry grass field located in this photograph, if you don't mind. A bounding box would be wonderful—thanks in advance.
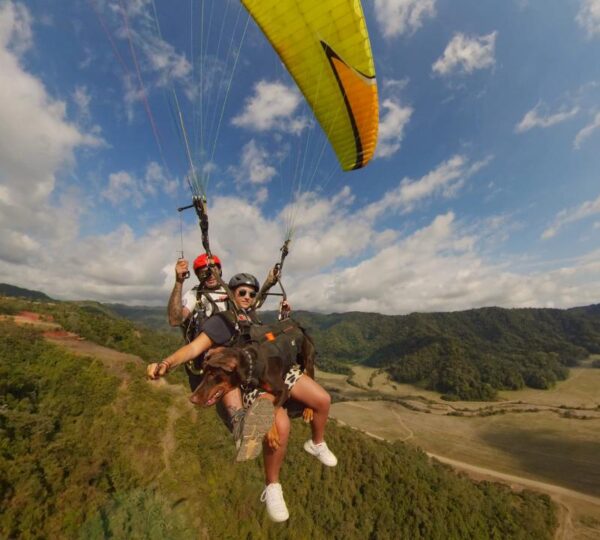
[320,363,600,539]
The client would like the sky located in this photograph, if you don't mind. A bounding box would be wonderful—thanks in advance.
[0,0,599,314]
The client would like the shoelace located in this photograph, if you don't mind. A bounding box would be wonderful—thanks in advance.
[261,485,284,507]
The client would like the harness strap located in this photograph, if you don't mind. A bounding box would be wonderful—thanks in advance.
[241,348,255,387]
[253,322,297,345]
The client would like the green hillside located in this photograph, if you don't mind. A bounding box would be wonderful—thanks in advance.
[0,317,557,539]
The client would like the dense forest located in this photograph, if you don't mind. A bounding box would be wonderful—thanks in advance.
[0,315,557,538]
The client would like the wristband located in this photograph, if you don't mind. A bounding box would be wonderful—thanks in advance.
[159,360,171,374]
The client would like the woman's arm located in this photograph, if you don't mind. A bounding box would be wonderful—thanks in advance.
[147,332,214,379]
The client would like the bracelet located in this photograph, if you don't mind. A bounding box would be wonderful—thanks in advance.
[159,360,171,373]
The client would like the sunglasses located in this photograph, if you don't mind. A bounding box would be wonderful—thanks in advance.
[236,289,257,298]
[197,267,222,280]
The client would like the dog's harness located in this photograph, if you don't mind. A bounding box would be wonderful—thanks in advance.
[246,319,305,392]
[241,348,255,387]
[215,311,307,392]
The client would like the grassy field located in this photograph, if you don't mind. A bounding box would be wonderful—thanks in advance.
[320,363,600,539]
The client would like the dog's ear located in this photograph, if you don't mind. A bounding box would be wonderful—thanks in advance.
[204,349,241,373]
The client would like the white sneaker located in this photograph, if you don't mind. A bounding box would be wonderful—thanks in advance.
[303,439,338,467]
[260,483,289,522]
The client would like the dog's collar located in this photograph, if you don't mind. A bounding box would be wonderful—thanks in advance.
[241,348,254,386]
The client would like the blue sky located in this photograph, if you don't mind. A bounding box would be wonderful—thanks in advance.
[0,0,599,313]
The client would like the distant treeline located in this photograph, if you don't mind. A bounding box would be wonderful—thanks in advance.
[0,320,557,538]
[292,305,600,400]
[0,283,51,301]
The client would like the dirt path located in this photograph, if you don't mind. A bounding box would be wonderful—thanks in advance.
[391,408,414,442]
[427,452,600,506]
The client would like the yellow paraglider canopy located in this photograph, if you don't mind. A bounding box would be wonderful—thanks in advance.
[241,0,379,171]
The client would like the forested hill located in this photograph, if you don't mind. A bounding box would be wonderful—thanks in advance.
[0,298,557,538]
[0,283,52,301]
[293,306,600,400]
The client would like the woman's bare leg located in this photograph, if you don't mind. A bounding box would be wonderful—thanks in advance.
[289,376,331,444]
[263,406,290,484]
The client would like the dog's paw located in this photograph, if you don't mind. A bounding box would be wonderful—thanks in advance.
[302,408,314,423]
[265,423,280,450]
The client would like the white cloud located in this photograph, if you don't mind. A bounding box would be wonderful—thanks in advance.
[73,85,92,119]
[0,1,103,268]
[143,161,178,196]
[433,32,497,76]
[376,98,413,158]
[0,1,32,56]
[365,154,492,219]
[573,111,600,149]
[373,0,436,38]
[101,0,193,121]
[102,162,178,207]
[576,0,600,38]
[232,81,307,133]
[143,31,191,87]
[102,171,143,207]
[288,210,600,314]
[231,140,277,187]
[515,103,579,133]
[542,193,600,239]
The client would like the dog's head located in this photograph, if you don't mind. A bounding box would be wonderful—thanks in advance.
[189,348,244,406]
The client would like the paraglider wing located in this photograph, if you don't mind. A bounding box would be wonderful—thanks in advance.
[241,0,379,171]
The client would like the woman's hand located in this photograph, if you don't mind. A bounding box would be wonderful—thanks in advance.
[147,361,170,379]
[302,407,314,423]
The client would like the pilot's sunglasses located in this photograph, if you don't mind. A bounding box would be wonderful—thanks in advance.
[198,267,221,281]
[237,289,257,298]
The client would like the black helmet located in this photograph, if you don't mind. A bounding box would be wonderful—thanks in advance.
[228,273,259,291]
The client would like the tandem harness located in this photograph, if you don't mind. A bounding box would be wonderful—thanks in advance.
[182,287,229,376]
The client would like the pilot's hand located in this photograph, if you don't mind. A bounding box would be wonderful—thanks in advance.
[175,259,189,283]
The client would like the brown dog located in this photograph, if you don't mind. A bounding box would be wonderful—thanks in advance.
[189,320,316,446]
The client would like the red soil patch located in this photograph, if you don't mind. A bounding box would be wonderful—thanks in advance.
[17,311,54,322]
[43,330,79,339]
[18,311,42,321]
